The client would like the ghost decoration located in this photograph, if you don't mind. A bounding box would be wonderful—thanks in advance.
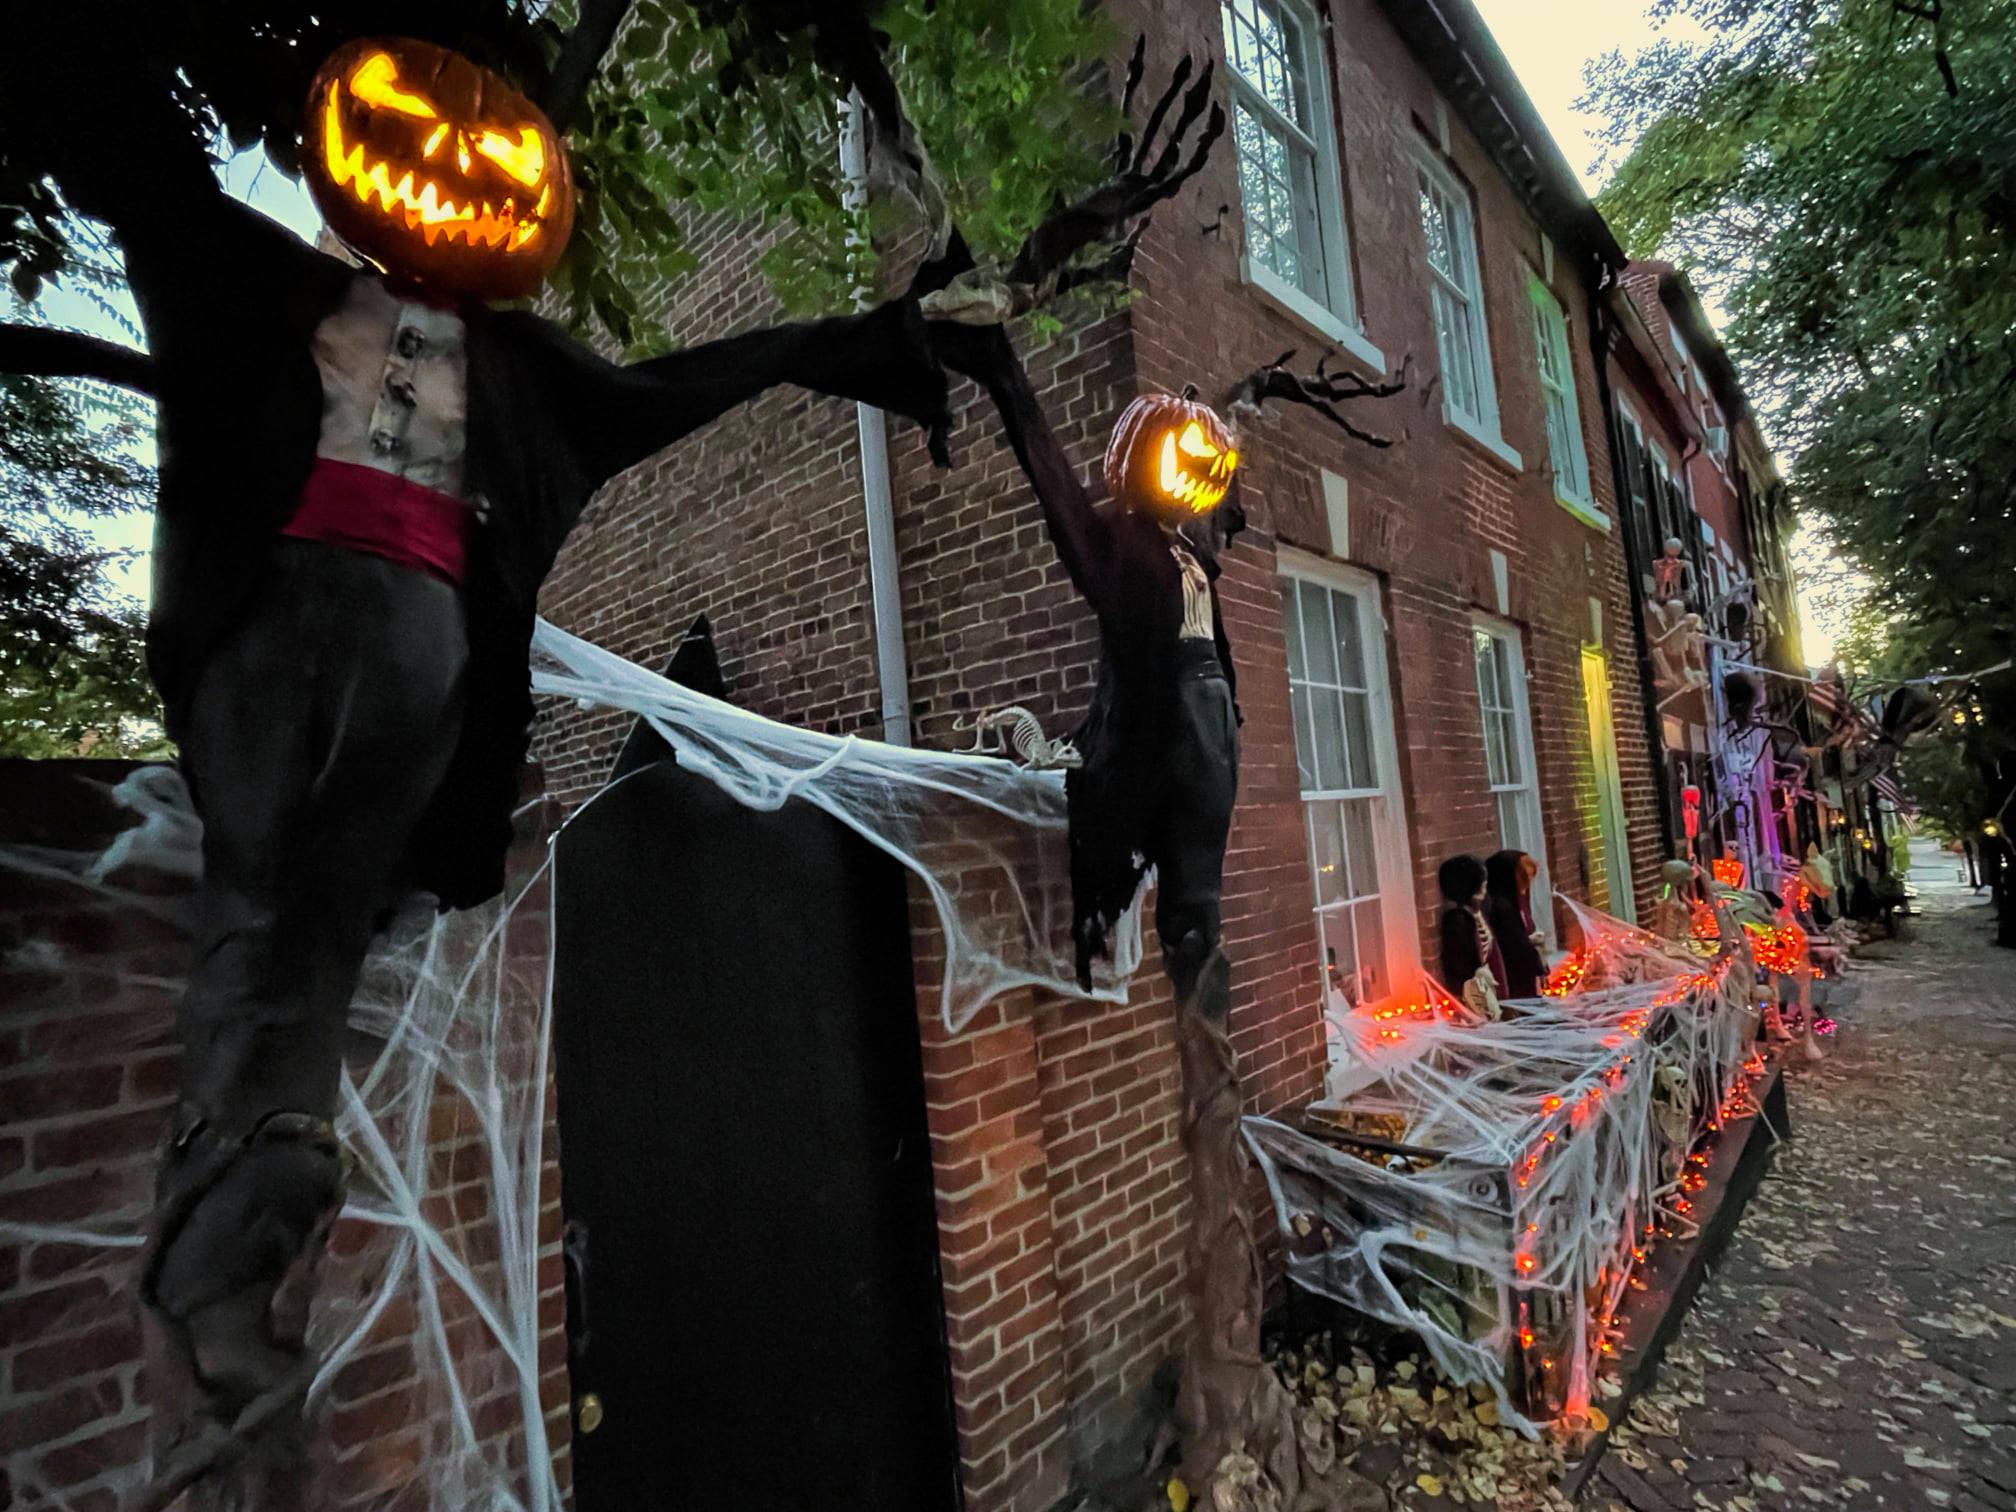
[305,38,576,299]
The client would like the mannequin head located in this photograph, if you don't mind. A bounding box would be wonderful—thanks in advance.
[1485,849,1536,904]
[1438,854,1488,911]
[304,37,575,300]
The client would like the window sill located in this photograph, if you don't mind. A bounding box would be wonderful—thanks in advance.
[1554,491,1612,533]
[1444,410,1523,474]
[1240,257,1388,375]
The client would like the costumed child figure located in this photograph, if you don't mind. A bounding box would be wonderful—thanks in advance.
[1483,848,1546,1000]
[1438,854,1508,1020]
[48,35,952,1498]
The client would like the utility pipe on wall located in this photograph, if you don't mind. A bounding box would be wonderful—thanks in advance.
[840,91,913,747]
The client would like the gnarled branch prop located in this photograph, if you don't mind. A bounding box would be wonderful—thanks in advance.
[1222,348,1411,449]
[920,39,1224,325]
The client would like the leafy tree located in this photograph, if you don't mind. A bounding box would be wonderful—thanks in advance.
[1585,0,2016,941]
[0,304,167,755]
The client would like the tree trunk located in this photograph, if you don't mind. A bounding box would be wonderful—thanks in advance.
[1169,947,1306,1507]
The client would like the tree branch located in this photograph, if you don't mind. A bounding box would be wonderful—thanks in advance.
[1220,350,1411,449]
[541,0,635,135]
[0,325,156,394]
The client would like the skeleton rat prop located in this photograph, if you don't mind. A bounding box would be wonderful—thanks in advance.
[52,36,952,1500]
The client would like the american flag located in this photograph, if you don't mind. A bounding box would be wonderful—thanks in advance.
[1872,768,1913,813]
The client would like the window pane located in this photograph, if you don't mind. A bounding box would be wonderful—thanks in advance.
[1498,790,1524,852]
[1309,802,1346,905]
[1308,687,1348,790]
[1300,582,1340,684]
[1473,629,1498,707]
[1433,285,1478,419]
[1342,690,1376,789]
[1321,909,1359,1008]
[1353,895,1389,1001]
[1495,710,1522,784]
[1418,174,1454,280]
[1341,797,1379,902]
[1287,145,1328,301]
[1283,577,1308,679]
[1482,709,1509,786]
[1289,682,1316,790]
[1333,590,1368,688]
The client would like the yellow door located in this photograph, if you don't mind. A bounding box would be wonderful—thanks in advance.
[1580,648,1638,922]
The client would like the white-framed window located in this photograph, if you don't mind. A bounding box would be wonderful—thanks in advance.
[1282,556,1417,1012]
[1527,279,1594,511]
[1222,0,1359,331]
[1472,616,1554,946]
[1414,151,1500,441]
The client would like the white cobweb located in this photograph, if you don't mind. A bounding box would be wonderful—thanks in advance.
[0,618,1140,1509]
[1243,894,1775,1437]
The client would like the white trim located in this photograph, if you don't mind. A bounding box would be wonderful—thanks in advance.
[1554,491,1612,532]
[1322,469,1351,558]
[1444,408,1523,472]
[1279,547,1422,998]
[1240,256,1388,372]
[1471,614,1557,949]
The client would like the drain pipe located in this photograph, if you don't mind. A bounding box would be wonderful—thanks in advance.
[840,91,913,746]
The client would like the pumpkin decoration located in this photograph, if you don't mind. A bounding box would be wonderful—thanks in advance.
[1103,389,1240,518]
[304,37,575,301]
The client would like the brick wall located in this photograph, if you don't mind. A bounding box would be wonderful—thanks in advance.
[529,3,1672,1506]
[0,760,569,1510]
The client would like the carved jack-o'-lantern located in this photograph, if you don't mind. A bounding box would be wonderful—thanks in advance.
[1103,390,1240,518]
[304,38,575,301]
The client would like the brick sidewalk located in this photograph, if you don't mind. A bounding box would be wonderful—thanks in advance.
[1591,851,2016,1512]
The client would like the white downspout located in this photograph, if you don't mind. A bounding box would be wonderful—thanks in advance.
[840,91,913,746]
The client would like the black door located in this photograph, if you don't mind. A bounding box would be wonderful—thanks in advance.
[553,760,960,1511]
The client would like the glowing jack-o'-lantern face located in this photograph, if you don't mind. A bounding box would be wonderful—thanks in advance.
[1103,392,1241,519]
[304,38,575,301]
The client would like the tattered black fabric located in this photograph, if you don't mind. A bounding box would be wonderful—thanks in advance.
[931,322,1240,989]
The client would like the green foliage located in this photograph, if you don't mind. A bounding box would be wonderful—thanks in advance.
[1585,0,2016,829]
[0,369,166,757]
[559,0,1118,346]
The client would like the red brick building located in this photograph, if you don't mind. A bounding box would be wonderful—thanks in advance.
[533,1,1670,1506]
[3,5,1790,1510]
[1606,259,1808,877]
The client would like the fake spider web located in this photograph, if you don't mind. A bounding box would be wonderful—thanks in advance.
[1243,896,1775,1437]
[0,617,1140,1509]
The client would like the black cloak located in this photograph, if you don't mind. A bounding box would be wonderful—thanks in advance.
[928,324,1241,983]
[1483,848,1546,1000]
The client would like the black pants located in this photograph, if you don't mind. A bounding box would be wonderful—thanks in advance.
[1146,643,1240,998]
[176,540,469,1133]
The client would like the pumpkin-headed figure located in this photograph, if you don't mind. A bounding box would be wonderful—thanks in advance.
[1103,388,1240,519]
[305,37,575,300]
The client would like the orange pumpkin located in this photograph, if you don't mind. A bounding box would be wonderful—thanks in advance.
[303,37,575,301]
[1102,390,1240,518]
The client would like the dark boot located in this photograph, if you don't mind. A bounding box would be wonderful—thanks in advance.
[141,1110,347,1508]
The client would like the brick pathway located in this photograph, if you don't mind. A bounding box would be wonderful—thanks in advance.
[1591,842,2016,1512]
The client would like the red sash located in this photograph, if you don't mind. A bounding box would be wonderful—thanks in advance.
[281,458,473,586]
